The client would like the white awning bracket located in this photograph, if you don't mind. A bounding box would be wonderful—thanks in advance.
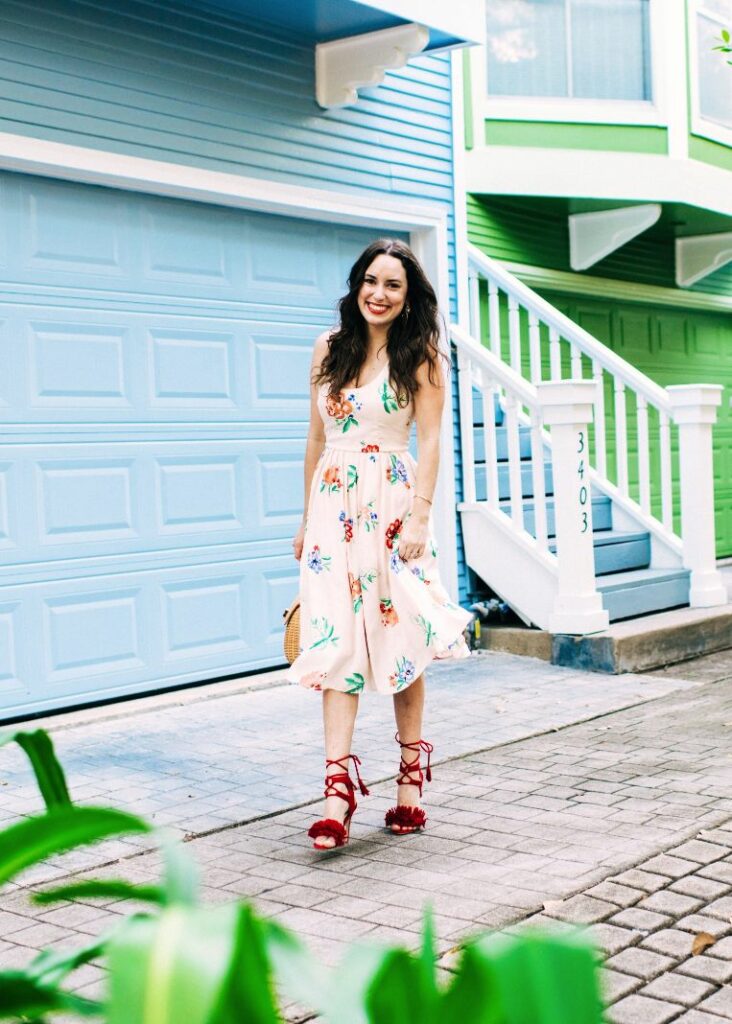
[569,204,662,271]
[676,232,732,288]
[315,23,429,109]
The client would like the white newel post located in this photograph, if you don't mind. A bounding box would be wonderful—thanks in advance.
[537,380,610,635]
[667,385,727,608]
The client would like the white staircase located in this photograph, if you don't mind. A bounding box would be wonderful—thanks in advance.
[452,244,727,635]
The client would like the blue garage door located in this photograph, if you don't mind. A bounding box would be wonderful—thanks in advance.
[0,172,380,719]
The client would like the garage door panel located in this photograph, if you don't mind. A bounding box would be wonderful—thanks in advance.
[5,438,305,569]
[7,176,357,309]
[4,313,317,423]
[21,177,133,280]
[5,552,299,717]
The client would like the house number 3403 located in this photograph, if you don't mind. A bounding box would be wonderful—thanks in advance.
[577,430,588,533]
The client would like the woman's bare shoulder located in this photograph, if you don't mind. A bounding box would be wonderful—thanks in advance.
[312,329,334,368]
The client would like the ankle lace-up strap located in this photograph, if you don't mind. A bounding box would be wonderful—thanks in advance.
[394,733,433,791]
[324,754,370,804]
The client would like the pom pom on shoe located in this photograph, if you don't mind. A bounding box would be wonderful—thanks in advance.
[308,818,348,848]
[384,805,427,831]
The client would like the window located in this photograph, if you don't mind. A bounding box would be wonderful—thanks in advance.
[485,0,652,102]
[695,0,732,130]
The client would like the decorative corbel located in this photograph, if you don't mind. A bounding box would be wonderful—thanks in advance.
[316,23,429,109]
[675,232,732,288]
[569,204,662,271]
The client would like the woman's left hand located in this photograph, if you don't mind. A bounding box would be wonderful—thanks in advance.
[398,514,429,562]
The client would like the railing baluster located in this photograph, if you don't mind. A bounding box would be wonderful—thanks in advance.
[482,378,500,511]
[508,295,521,375]
[529,412,548,549]
[659,410,673,530]
[456,349,476,503]
[570,342,582,379]
[488,281,501,359]
[505,394,524,532]
[637,395,651,514]
[549,327,561,381]
[614,381,629,495]
[468,271,481,341]
[528,312,541,385]
[592,359,607,478]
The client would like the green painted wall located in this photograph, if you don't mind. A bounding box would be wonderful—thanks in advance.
[467,195,732,297]
[483,121,668,154]
[689,135,732,173]
[469,198,732,556]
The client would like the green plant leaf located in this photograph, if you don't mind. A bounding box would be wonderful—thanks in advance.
[33,879,165,907]
[27,933,108,987]
[440,943,501,1024]
[159,830,199,906]
[721,27,730,41]
[0,807,150,887]
[215,904,279,1024]
[467,931,604,1024]
[107,903,280,1024]
[265,921,387,1024]
[0,972,101,1018]
[0,729,71,810]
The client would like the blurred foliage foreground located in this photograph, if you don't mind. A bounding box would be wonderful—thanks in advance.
[0,728,604,1023]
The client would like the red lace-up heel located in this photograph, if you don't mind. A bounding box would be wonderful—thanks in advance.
[385,733,433,834]
[308,754,369,850]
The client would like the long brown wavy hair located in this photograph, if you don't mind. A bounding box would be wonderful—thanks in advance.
[314,239,447,404]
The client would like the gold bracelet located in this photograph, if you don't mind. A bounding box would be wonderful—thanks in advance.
[414,493,433,505]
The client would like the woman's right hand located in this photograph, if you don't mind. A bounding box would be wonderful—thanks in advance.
[293,523,305,561]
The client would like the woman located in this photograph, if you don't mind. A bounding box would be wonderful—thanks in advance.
[288,239,471,851]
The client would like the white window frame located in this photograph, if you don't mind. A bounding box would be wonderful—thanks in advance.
[478,0,667,127]
[688,0,732,148]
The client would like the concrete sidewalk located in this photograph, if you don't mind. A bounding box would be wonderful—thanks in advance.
[2,650,732,1023]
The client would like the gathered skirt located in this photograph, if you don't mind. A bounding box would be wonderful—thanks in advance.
[286,443,471,694]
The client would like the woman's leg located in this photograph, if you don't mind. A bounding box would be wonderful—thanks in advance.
[392,672,425,816]
[318,689,360,848]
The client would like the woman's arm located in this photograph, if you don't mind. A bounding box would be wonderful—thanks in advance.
[293,332,330,561]
[398,357,446,561]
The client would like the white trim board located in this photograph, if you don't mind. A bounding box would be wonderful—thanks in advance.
[502,262,732,313]
[0,129,460,596]
[466,147,732,219]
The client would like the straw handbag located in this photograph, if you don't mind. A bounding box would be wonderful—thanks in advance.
[282,596,301,664]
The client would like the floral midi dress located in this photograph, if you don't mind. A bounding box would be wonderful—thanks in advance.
[287,360,471,695]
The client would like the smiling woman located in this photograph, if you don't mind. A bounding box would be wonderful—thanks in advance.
[286,238,471,851]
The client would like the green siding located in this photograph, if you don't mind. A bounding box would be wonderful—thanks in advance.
[462,49,474,151]
[483,120,668,154]
[689,135,732,173]
[543,294,732,558]
[467,195,732,298]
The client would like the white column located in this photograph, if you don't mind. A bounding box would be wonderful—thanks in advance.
[667,385,727,608]
[537,380,609,635]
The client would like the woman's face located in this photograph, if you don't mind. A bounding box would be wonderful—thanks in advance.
[357,254,408,330]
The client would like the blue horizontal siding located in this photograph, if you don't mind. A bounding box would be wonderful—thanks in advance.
[0,0,467,600]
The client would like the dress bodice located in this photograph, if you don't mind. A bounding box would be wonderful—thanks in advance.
[317,362,413,453]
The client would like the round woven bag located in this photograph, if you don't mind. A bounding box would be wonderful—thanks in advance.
[282,597,301,665]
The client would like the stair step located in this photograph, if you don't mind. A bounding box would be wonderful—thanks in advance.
[473,424,533,462]
[472,389,503,427]
[500,494,612,537]
[597,568,691,623]
[476,461,553,501]
[549,530,651,576]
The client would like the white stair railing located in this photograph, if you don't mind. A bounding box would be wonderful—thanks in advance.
[465,243,727,609]
[451,324,609,634]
